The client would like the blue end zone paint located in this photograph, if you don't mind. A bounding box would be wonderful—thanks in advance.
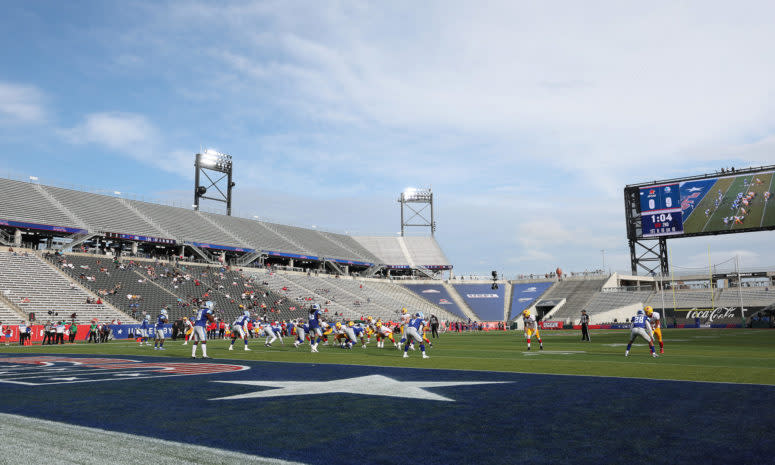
[1,354,773,465]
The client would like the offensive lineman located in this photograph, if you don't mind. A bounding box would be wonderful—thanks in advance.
[154,308,168,350]
[522,310,543,351]
[229,310,252,351]
[625,309,658,358]
[191,301,215,359]
[645,306,664,354]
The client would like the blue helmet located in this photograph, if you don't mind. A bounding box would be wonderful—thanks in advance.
[636,309,645,315]
[311,303,320,311]
[205,301,215,310]
[415,312,424,319]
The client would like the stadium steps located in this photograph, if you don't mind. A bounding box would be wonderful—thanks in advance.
[197,211,253,248]
[33,184,91,230]
[0,179,78,227]
[502,282,513,321]
[442,282,479,321]
[0,288,28,322]
[396,237,415,267]
[539,278,608,321]
[117,198,179,240]
[256,271,357,320]
[256,222,314,255]
[0,251,135,324]
[316,230,371,262]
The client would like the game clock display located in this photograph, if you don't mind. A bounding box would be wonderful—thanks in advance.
[641,211,684,237]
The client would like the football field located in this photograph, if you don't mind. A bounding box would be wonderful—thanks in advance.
[1,329,774,465]
[682,172,775,234]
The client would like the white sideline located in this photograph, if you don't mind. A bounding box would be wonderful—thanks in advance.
[0,412,307,465]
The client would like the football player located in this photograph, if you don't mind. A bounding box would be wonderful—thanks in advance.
[229,310,252,351]
[294,319,309,348]
[374,321,398,349]
[308,304,323,352]
[139,314,151,346]
[403,312,429,359]
[154,308,168,350]
[191,301,215,359]
[644,306,664,354]
[522,310,543,351]
[625,309,658,358]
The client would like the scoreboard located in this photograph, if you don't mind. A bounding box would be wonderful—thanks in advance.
[626,165,775,241]
[638,183,683,237]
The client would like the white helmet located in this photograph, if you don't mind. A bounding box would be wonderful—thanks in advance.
[144,314,150,320]
[160,309,168,316]
[243,310,250,317]
[205,301,215,310]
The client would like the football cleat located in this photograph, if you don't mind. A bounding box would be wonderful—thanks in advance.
[403,353,409,358]
[244,347,251,351]
[660,349,664,354]
[422,353,429,359]
[652,353,659,358]
[228,345,234,351]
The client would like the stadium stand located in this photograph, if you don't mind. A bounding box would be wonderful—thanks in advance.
[536,278,608,321]
[48,252,301,325]
[361,280,458,322]
[352,236,450,267]
[0,298,25,325]
[452,284,507,321]
[0,179,79,228]
[402,283,468,319]
[583,290,656,316]
[0,251,134,324]
[509,282,553,319]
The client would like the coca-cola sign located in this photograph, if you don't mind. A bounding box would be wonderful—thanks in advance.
[668,307,752,323]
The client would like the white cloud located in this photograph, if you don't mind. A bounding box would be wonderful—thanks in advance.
[60,112,191,178]
[0,82,46,124]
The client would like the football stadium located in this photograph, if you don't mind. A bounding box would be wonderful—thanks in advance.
[2,3,775,465]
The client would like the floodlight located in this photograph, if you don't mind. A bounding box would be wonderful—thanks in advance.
[29,176,38,181]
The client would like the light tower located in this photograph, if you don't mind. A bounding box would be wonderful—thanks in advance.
[398,187,435,236]
[194,149,235,215]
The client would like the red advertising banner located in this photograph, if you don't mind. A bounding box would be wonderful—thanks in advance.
[1,324,92,344]
[540,321,564,329]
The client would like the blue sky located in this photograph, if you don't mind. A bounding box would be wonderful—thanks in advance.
[1,1,774,277]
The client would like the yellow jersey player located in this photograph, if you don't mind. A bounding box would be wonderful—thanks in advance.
[522,310,543,351]
[645,306,664,354]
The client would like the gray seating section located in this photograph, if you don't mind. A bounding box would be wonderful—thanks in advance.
[352,236,409,265]
[0,251,134,324]
[50,253,298,324]
[0,298,25,325]
[404,237,450,266]
[42,185,165,237]
[0,178,452,268]
[540,278,608,320]
[0,179,77,227]
[128,201,232,244]
[584,291,656,313]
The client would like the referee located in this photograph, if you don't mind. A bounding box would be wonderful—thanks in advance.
[580,309,590,341]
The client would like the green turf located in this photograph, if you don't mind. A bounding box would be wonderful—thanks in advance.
[682,173,775,234]
[2,329,775,385]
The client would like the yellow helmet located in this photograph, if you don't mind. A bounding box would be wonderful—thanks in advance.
[335,322,342,329]
[348,321,354,327]
[183,317,188,321]
[401,307,407,314]
[367,316,373,321]
[523,310,530,317]
[644,306,653,315]
[376,321,382,328]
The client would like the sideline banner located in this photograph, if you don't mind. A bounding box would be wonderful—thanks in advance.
[539,321,564,329]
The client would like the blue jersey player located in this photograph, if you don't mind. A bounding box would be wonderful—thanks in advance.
[154,308,168,350]
[403,313,429,359]
[308,304,323,352]
[139,314,151,347]
[191,301,215,359]
[293,319,309,348]
[229,311,252,351]
[625,309,658,358]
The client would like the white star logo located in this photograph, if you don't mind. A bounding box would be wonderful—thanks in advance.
[210,375,509,402]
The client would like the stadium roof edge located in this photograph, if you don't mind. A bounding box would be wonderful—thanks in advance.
[624,164,775,189]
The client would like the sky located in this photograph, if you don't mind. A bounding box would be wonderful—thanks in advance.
[1,1,774,278]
